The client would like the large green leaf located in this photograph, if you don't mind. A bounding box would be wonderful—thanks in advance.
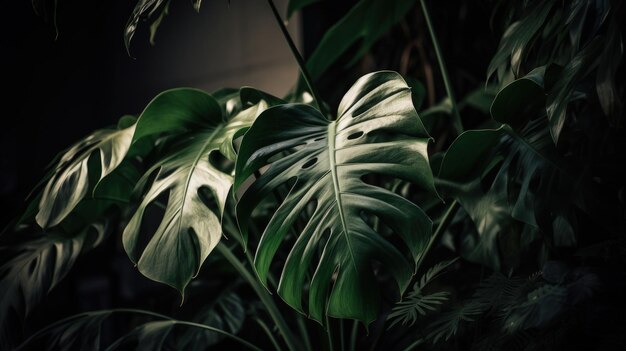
[235,71,436,325]
[36,119,136,229]
[0,224,106,349]
[305,0,414,79]
[123,89,271,293]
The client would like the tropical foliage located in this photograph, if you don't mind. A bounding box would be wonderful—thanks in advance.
[2,0,624,350]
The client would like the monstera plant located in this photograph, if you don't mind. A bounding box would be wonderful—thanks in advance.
[2,0,624,350]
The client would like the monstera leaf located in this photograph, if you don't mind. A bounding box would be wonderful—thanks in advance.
[36,117,136,229]
[123,88,273,293]
[0,224,106,349]
[235,71,436,324]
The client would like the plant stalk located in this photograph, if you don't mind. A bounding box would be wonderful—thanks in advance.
[266,0,326,115]
[216,243,301,351]
[349,320,358,351]
[415,200,460,276]
[419,0,463,134]
[255,317,283,351]
[297,315,314,351]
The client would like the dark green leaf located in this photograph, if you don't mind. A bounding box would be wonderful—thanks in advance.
[439,119,588,268]
[405,77,426,111]
[177,292,244,349]
[1,224,106,349]
[235,71,436,325]
[503,284,567,332]
[132,88,222,144]
[487,0,555,81]
[546,39,601,143]
[491,66,547,129]
[305,0,414,79]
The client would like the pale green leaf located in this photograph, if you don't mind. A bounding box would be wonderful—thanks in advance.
[36,120,136,229]
[123,89,271,293]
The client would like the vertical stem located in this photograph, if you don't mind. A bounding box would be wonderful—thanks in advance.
[403,338,425,351]
[419,0,463,135]
[339,319,345,351]
[216,243,301,351]
[349,320,358,351]
[266,0,327,115]
[415,200,460,276]
[297,315,314,351]
[255,317,283,351]
[326,315,334,351]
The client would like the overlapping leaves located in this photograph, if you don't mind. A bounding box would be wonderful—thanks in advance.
[35,118,136,229]
[235,71,436,324]
[488,0,623,142]
[387,259,457,328]
[0,224,106,349]
[438,117,586,269]
[123,88,272,293]
[289,0,414,80]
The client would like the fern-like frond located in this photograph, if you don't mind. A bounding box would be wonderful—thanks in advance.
[387,259,458,329]
[426,300,489,344]
[418,258,459,290]
[388,291,451,328]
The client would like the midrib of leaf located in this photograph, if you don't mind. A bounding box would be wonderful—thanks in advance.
[326,121,358,272]
[176,127,222,238]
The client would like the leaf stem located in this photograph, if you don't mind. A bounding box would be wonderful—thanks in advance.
[216,243,301,351]
[415,200,460,276]
[326,315,334,351]
[419,0,463,134]
[403,338,425,351]
[349,320,358,351]
[297,315,314,351]
[255,317,283,351]
[266,0,326,115]
[339,319,345,351]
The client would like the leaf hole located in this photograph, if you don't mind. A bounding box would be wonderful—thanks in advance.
[198,186,220,211]
[347,131,364,140]
[301,158,318,169]
[209,151,233,174]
